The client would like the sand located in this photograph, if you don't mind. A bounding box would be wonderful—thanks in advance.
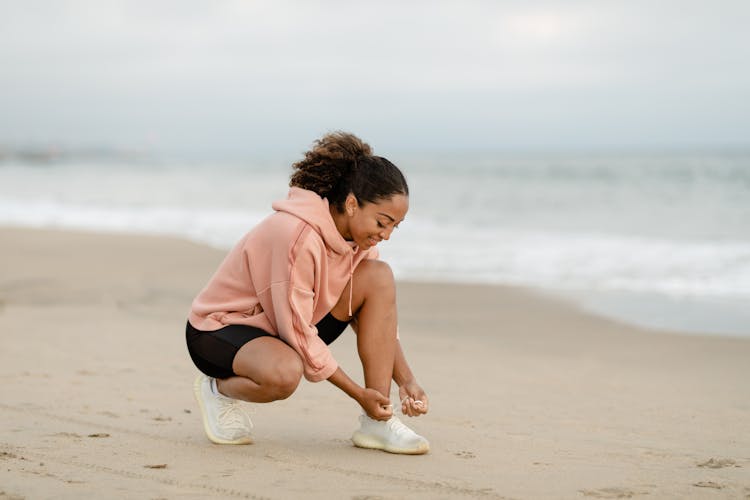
[0,227,748,499]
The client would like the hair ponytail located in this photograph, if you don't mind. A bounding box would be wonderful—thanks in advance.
[290,131,408,211]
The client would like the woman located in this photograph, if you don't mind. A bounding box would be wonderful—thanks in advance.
[185,131,429,454]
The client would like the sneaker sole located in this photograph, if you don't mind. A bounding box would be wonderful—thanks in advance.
[193,376,253,445]
[351,431,429,455]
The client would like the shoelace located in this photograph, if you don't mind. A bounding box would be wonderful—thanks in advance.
[385,397,424,416]
[385,416,414,437]
[217,398,252,431]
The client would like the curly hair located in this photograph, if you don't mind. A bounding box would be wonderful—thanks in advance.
[290,131,408,211]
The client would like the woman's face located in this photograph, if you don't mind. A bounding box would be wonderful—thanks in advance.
[344,194,409,250]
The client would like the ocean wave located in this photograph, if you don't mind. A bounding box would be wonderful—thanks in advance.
[2,198,748,300]
[379,217,750,299]
[0,199,265,250]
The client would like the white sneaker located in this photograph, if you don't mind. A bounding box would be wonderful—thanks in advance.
[351,414,429,454]
[193,374,253,445]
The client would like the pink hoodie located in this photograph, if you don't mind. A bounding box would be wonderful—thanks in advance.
[188,187,378,382]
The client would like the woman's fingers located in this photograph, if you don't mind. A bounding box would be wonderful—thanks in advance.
[376,406,394,420]
[415,395,429,414]
[401,396,428,417]
[361,388,392,420]
[400,396,427,416]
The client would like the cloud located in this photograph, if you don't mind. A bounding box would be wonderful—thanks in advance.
[1,0,748,153]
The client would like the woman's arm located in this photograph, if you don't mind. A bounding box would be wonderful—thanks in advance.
[393,340,429,417]
[393,339,415,387]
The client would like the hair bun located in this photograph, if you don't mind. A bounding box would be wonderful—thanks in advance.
[315,131,372,162]
[290,131,407,209]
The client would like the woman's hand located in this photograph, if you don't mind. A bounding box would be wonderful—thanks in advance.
[357,388,393,421]
[398,380,429,417]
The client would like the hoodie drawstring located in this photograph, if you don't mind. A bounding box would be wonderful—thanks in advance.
[348,252,354,318]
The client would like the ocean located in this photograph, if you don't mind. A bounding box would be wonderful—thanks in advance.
[2,150,749,336]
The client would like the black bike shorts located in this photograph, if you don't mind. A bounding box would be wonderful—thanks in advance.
[185,313,350,379]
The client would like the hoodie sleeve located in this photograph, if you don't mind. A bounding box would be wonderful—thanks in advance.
[270,227,338,382]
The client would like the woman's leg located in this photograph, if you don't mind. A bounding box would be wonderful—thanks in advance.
[329,259,398,400]
[217,338,304,403]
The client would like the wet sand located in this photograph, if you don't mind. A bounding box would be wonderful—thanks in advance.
[1,227,748,499]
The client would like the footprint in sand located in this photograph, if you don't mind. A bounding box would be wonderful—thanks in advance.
[453,450,476,459]
[693,481,723,489]
[579,487,641,498]
[697,457,739,469]
[0,490,26,500]
[50,432,83,439]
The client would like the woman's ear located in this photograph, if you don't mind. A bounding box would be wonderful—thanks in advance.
[345,194,357,216]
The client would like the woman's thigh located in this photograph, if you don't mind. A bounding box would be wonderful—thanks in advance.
[231,336,303,386]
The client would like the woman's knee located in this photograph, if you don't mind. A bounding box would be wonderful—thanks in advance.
[355,259,396,295]
[232,337,304,400]
[266,355,303,400]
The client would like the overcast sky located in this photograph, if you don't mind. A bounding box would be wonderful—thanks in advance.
[1,1,749,155]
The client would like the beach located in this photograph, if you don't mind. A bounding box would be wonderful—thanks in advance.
[1,226,749,499]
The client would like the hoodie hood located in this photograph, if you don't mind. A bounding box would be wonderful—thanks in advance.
[272,187,354,255]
